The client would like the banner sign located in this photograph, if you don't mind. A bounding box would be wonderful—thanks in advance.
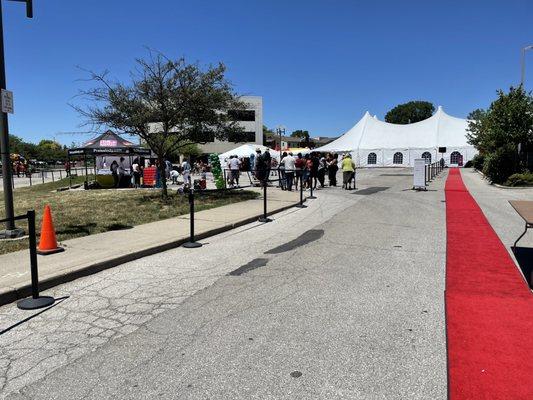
[99,139,117,147]
[413,158,426,190]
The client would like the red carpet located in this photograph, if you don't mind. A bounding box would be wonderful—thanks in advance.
[445,168,533,399]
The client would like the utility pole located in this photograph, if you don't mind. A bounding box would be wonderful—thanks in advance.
[0,0,32,239]
[276,125,285,152]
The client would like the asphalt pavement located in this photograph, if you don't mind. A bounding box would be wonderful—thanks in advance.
[1,168,448,399]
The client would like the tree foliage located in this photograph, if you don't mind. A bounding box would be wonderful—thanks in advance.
[291,130,310,146]
[466,86,533,154]
[74,50,248,196]
[9,134,67,162]
[467,86,533,183]
[384,101,435,124]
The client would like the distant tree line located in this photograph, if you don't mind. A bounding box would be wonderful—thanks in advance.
[9,134,68,162]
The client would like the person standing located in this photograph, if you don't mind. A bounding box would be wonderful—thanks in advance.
[317,154,327,188]
[165,159,172,180]
[254,148,267,185]
[279,152,287,190]
[294,153,305,190]
[281,152,296,191]
[110,160,119,188]
[341,153,355,190]
[229,155,241,188]
[303,154,312,189]
[118,157,126,187]
[328,153,339,186]
[132,159,141,188]
[181,158,191,186]
[263,148,272,184]
[310,152,320,190]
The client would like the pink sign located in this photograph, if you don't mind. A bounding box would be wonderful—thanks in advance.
[99,139,117,147]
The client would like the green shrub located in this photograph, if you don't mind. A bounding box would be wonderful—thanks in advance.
[464,160,473,168]
[482,145,518,184]
[505,172,533,187]
[471,154,485,170]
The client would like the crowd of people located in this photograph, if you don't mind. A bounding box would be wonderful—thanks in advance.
[223,149,357,191]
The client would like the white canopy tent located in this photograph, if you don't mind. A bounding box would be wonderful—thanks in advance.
[314,106,477,167]
[218,144,279,164]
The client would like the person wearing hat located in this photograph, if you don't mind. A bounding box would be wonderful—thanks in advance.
[341,153,355,190]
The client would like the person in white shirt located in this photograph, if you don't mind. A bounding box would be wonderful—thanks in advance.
[131,160,140,188]
[229,155,241,187]
[181,159,191,186]
[281,152,296,191]
[170,168,180,185]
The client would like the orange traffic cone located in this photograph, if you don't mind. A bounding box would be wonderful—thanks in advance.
[37,205,64,255]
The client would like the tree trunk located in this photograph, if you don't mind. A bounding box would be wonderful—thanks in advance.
[158,156,168,198]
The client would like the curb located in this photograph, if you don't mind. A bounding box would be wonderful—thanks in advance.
[475,168,533,189]
[0,200,304,307]
[493,183,533,190]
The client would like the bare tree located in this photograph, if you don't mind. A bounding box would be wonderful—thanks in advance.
[74,50,247,197]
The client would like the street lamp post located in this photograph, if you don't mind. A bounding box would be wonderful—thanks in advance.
[521,45,533,87]
[0,0,32,238]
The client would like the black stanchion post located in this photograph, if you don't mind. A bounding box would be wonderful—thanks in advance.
[223,168,227,189]
[183,189,202,248]
[295,171,307,208]
[258,181,272,223]
[17,210,55,310]
[51,170,54,182]
[308,177,316,199]
[41,170,44,184]
[59,169,62,180]
[29,172,32,186]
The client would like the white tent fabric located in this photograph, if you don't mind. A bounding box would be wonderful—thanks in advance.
[314,106,477,167]
[218,144,279,164]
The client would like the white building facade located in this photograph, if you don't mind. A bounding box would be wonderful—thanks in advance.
[314,106,477,167]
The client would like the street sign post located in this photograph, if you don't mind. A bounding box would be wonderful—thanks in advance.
[1,88,13,113]
[0,0,32,238]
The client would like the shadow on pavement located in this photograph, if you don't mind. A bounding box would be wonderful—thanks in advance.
[0,296,70,335]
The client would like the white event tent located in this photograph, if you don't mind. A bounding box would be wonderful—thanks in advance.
[314,106,477,167]
[218,144,280,164]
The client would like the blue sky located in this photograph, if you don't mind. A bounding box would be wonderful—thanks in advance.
[3,0,532,145]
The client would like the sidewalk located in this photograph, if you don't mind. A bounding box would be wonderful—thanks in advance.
[0,187,300,306]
